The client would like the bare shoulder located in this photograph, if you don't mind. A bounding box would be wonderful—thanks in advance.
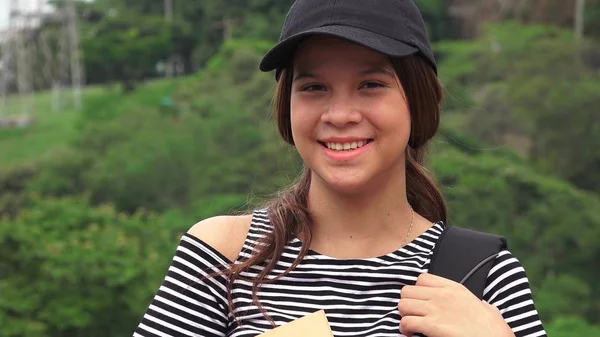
[187,213,253,262]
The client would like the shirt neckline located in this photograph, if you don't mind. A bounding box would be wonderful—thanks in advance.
[290,221,447,262]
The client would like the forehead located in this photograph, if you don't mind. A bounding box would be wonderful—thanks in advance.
[292,36,392,71]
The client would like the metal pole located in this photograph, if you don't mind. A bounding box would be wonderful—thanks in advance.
[0,6,15,116]
[165,0,174,78]
[13,0,32,117]
[0,37,8,115]
[575,0,586,41]
[37,0,58,111]
[57,4,70,110]
[165,0,173,22]
[67,0,83,110]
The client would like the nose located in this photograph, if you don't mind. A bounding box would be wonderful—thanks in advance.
[320,94,363,127]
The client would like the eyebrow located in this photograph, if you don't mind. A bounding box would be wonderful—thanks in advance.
[360,67,396,78]
[292,71,316,82]
[292,66,395,82]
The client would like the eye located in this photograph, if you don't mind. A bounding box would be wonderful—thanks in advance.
[360,81,386,89]
[301,84,326,92]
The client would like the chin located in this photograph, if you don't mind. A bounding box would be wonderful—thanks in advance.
[318,174,373,196]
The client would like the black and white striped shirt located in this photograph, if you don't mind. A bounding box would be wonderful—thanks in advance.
[133,209,547,337]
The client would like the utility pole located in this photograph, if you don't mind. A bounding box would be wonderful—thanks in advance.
[213,17,237,42]
[12,0,33,117]
[0,25,13,116]
[53,0,84,111]
[223,18,234,41]
[37,0,56,111]
[66,0,83,110]
[165,0,173,22]
[574,0,586,40]
[164,0,174,78]
[0,0,84,125]
[58,5,69,110]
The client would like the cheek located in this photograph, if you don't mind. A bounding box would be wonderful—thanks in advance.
[290,98,318,141]
[397,112,412,144]
[289,99,301,139]
[371,101,411,133]
[290,107,306,148]
[401,108,412,135]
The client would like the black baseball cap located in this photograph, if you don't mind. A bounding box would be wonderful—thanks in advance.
[259,0,437,79]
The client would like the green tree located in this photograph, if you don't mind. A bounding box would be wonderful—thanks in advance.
[25,39,296,215]
[80,10,171,91]
[436,22,600,193]
[431,136,600,323]
[0,195,176,337]
[416,0,457,42]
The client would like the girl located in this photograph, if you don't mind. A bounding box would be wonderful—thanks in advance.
[133,1,547,336]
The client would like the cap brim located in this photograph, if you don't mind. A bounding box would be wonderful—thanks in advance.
[259,25,419,73]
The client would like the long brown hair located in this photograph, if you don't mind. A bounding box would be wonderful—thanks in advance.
[223,54,448,326]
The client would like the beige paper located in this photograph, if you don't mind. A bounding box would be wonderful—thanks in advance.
[257,310,334,337]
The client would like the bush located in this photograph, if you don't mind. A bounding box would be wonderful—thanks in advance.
[546,316,600,337]
[26,147,94,198]
[0,195,177,337]
[430,143,600,322]
[0,163,39,219]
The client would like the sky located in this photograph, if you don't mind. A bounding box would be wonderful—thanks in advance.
[0,0,12,31]
[0,0,53,31]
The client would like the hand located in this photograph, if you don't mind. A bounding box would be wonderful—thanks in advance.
[398,273,515,337]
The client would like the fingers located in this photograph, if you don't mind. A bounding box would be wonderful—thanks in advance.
[415,273,455,288]
[401,285,432,300]
[398,274,466,337]
[398,298,429,317]
[399,315,426,337]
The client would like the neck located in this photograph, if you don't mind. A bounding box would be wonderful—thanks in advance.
[306,169,413,243]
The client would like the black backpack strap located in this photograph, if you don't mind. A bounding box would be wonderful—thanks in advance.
[428,225,508,299]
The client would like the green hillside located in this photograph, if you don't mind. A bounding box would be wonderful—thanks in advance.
[1,33,599,337]
[1,91,79,167]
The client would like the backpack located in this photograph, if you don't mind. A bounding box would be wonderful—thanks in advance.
[427,225,508,299]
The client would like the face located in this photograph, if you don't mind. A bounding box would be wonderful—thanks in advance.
[290,36,411,195]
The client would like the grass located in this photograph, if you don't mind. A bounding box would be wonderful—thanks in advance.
[0,91,82,167]
[0,80,177,168]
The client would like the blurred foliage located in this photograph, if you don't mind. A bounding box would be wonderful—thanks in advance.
[431,138,600,323]
[436,22,600,193]
[39,0,459,90]
[22,40,298,215]
[0,194,177,337]
[80,11,173,91]
[546,316,600,337]
[0,36,598,334]
[0,1,599,336]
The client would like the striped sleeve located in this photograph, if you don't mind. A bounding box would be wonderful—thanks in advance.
[133,234,232,337]
[483,250,547,337]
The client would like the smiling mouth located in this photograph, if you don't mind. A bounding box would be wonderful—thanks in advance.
[319,139,373,151]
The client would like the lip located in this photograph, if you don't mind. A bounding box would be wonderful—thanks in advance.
[319,139,373,162]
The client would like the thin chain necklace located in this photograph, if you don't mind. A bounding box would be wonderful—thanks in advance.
[401,206,415,247]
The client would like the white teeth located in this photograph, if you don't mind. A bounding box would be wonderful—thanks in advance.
[325,140,369,151]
